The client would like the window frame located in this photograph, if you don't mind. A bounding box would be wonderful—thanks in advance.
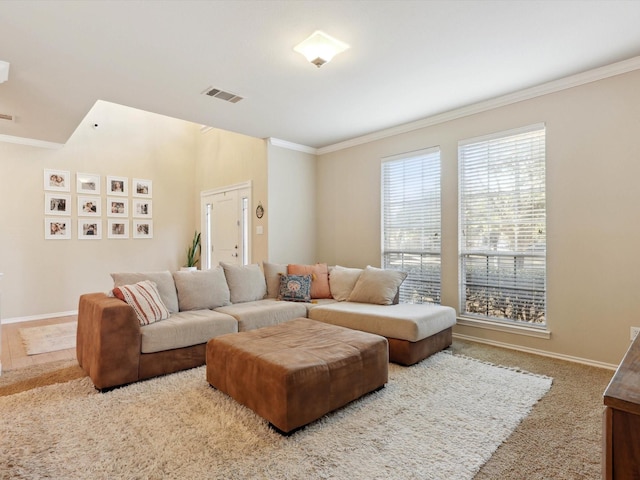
[381,147,442,304]
[458,123,547,329]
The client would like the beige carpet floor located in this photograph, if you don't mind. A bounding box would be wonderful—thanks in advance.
[0,339,613,479]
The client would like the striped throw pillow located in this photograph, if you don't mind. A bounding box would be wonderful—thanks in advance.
[113,280,170,326]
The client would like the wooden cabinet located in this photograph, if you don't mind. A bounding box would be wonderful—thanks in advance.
[603,335,640,479]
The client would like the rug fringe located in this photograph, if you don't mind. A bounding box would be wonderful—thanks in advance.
[443,350,554,383]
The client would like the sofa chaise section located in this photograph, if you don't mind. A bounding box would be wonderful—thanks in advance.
[308,301,456,365]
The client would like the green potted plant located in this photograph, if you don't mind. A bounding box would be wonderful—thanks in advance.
[183,230,201,271]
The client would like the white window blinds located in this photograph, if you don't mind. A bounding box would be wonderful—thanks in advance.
[382,148,441,304]
[459,124,546,324]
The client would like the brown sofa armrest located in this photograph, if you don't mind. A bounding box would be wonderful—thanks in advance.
[77,292,141,390]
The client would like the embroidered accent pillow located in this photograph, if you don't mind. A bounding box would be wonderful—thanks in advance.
[278,274,312,302]
[112,280,170,326]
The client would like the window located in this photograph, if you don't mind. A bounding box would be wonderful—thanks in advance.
[382,148,441,304]
[459,124,546,325]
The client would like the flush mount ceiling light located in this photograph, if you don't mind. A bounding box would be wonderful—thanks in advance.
[0,61,9,83]
[294,30,350,68]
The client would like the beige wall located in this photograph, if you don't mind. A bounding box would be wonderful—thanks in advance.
[317,70,640,366]
[267,144,317,264]
[195,129,268,265]
[0,101,199,319]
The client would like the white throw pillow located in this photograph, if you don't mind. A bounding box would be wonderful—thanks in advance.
[221,262,267,303]
[329,265,363,301]
[172,266,231,311]
[112,280,170,326]
[347,265,407,305]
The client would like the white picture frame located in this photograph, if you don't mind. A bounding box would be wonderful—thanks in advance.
[133,199,152,218]
[44,169,71,192]
[76,172,101,195]
[78,196,101,216]
[108,219,129,239]
[107,175,128,196]
[78,219,102,239]
[44,193,71,216]
[107,197,128,217]
[133,178,152,198]
[45,218,71,239]
[133,220,153,238]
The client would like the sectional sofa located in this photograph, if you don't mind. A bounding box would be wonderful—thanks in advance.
[76,262,456,390]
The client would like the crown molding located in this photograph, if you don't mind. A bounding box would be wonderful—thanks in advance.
[0,134,63,149]
[317,55,640,155]
[267,137,317,155]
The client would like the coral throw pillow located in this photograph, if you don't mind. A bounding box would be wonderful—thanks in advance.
[112,280,170,326]
[287,263,331,299]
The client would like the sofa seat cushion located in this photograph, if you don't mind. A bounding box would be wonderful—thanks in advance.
[140,310,238,354]
[215,299,307,332]
[308,302,456,343]
[300,298,338,314]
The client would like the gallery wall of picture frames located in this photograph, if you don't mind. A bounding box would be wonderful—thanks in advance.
[43,169,154,240]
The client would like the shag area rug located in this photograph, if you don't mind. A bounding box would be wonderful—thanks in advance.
[0,352,551,480]
[18,321,77,355]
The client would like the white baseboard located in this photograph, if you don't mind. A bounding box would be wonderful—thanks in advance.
[2,310,78,325]
[453,332,618,371]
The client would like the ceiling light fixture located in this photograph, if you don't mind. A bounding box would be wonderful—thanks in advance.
[0,61,10,83]
[294,30,349,68]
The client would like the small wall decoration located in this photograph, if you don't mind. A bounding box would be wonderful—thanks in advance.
[78,219,102,239]
[256,202,264,219]
[45,193,71,216]
[77,173,101,195]
[108,219,129,239]
[133,220,153,239]
[78,196,101,216]
[44,169,71,192]
[45,218,71,239]
[107,175,128,196]
[107,197,128,217]
[133,178,152,198]
[133,199,152,218]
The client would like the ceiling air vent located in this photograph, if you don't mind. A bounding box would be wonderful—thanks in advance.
[202,86,243,104]
[0,113,14,122]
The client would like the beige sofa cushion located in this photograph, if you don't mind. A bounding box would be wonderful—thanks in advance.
[347,266,407,305]
[263,262,287,298]
[221,263,267,303]
[328,265,363,301]
[173,266,231,311]
[308,302,456,342]
[140,309,237,353]
[215,299,306,331]
[111,271,179,313]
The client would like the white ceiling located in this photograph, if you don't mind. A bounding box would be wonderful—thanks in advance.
[1,0,640,149]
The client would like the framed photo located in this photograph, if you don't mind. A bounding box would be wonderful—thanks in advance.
[133,199,152,218]
[45,218,71,239]
[44,169,70,192]
[107,197,128,217]
[133,178,152,198]
[44,193,71,216]
[107,175,128,196]
[78,219,102,239]
[108,219,129,239]
[78,196,101,216]
[133,220,153,239]
[77,172,101,195]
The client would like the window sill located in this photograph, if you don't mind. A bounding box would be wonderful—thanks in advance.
[456,315,551,340]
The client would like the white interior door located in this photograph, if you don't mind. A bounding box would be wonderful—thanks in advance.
[201,184,250,269]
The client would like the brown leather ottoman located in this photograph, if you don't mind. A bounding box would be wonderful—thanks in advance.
[206,317,388,434]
